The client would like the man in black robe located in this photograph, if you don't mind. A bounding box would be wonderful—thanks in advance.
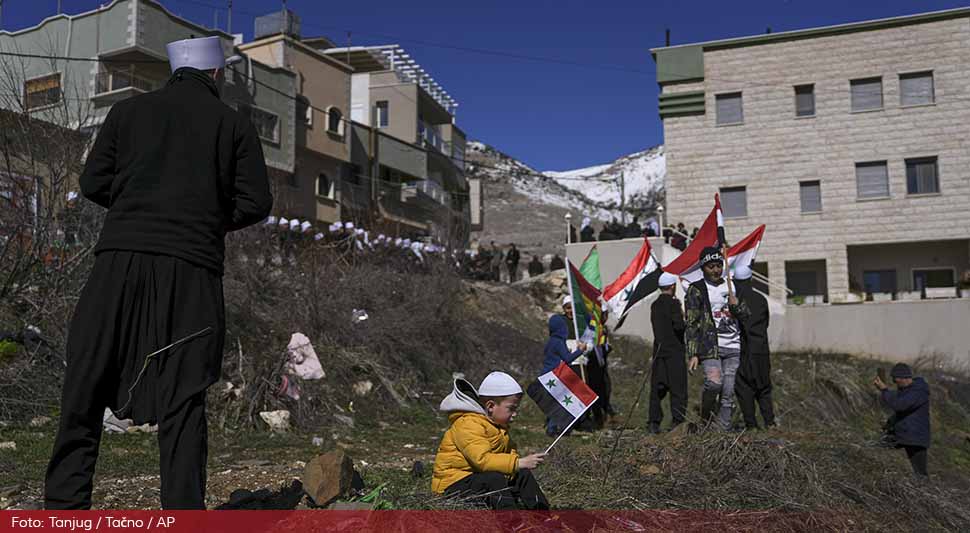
[733,264,776,429]
[647,272,688,433]
[44,36,272,510]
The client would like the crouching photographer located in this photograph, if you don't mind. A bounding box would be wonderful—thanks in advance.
[873,363,930,477]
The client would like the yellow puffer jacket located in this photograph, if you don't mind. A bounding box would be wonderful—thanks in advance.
[431,411,519,494]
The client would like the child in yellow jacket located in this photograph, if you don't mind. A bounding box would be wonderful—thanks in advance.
[431,371,549,510]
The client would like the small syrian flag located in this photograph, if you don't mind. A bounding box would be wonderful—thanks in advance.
[527,362,598,450]
[602,238,662,331]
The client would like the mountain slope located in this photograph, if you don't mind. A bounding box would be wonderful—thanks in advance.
[466,142,665,258]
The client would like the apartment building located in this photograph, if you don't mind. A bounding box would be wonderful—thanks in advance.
[239,12,354,226]
[651,8,970,302]
[311,43,475,244]
[0,0,296,192]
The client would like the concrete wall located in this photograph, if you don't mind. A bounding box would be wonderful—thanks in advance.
[779,299,970,366]
[660,15,970,303]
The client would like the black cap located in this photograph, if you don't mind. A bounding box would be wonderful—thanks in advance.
[700,246,723,266]
[890,363,913,379]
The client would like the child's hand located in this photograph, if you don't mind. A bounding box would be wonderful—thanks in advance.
[517,453,546,470]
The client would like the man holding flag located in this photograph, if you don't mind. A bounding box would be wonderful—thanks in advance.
[685,246,751,430]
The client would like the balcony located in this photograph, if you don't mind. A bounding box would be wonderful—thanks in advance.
[93,68,163,105]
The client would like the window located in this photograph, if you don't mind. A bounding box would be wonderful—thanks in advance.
[863,270,896,294]
[24,73,62,110]
[850,77,883,112]
[376,101,389,128]
[241,105,280,144]
[794,84,815,117]
[900,72,934,106]
[327,107,343,135]
[855,161,889,199]
[286,173,298,188]
[719,186,747,218]
[297,96,312,127]
[317,173,334,199]
[799,180,822,213]
[906,157,939,195]
[715,92,743,125]
[913,268,954,290]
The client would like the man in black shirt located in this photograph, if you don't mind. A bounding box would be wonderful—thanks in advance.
[648,272,687,433]
[733,264,775,429]
[45,37,272,510]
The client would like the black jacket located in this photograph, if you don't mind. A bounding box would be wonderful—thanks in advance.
[527,259,544,276]
[549,256,565,270]
[882,377,931,448]
[81,68,273,274]
[650,293,685,358]
[738,283,770,356]
[505,248,520,266]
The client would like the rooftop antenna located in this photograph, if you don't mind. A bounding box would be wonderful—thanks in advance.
[57,0,61,14]
[227,1,232,34]
[665,28,670,47]
[766,27,772,34]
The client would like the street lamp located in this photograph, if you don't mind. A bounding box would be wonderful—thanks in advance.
[657,205,665,232]
[564,213,572,244]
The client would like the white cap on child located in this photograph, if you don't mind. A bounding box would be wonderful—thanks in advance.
[562,295,572,307]
[478,372,522,396]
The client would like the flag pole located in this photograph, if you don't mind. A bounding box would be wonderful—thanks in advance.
[544,397,597,454]
[564,258,588,382]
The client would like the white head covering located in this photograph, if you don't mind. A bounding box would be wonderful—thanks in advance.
[734,263,753,280]
[478,372,523,397]
[166,36,227,72]
[402,239,411,248]
[300,221,312,233]
[313,232,325,241]
[289,219,301,232]
[562,295,573,307]
[378,234,386,241]
[66,191,79,202]
[278,217,289,228]
[659,272,679,287]
[329,222,342,233]
[264,216,277,226]
[355,228,365,236]
[394,238,403,246]
[581,216,591,229]
[344,222,355,230]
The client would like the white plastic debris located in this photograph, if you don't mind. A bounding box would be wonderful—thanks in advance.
[102,408,131,434]
[259,410,291,432]
[286,333,325,380]
[351,309,369,323]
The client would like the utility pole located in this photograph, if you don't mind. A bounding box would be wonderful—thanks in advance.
[619,171,626,225]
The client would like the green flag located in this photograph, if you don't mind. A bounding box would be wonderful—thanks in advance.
[579,246,602,291]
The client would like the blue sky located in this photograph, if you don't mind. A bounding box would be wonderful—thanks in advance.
[4,0,969,170]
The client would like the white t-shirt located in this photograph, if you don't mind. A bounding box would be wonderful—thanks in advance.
[705,279,741,353]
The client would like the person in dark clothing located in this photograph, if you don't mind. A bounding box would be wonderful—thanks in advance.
[648,272,688,433]
[549,254,565,271]
[580,217,596,242]
[569,224,578,244]
[45,37,272,510]
[624,217,642,239]
[733,264,775,429]
[584,310,614,428]
[542,303,587,436]
[875,363,931,476]
[527,255,544,277]
[505,244,521,283]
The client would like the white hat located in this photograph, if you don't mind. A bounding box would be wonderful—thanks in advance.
[478,371,523,397]
[166,36,227,72]
[66,191,79,202]
[278,217,289,227]
[394,238,403,246]
[300,221,312,233]
[402,239,411,247]
[355,228,364,236]
[659,272,678,287]
[313,232,325,241]
[329,222,342,233]
[289,219,301,231]
[378,234,386,241]
[264,216,278,225]
[345,222,355,230]
[734,263,753,280]
[562,295,573,307]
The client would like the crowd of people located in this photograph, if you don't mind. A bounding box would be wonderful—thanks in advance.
[458,241,567,283]
[571,215,699,253]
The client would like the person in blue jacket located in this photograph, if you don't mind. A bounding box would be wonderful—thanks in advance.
[542,297,588,435]
[874,363,930,476]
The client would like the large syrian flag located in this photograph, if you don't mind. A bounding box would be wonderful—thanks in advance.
[602,238,662,331]
[675,224,766,284]
[527,362,598,450]
[663,194,724,281]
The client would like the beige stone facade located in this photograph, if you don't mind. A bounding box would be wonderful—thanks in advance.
[653,10,970,301]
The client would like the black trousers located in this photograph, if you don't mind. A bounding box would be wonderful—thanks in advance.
[903,445,928,476]
[445,470,549,510]
[735,354,775,429]
[585,354,613,427]
[648,356,688,427]
[45,251,224,509]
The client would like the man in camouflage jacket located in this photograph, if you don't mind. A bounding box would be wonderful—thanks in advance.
[686,247,751,429]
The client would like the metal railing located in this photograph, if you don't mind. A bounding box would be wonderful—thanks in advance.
[95,68,161,95]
